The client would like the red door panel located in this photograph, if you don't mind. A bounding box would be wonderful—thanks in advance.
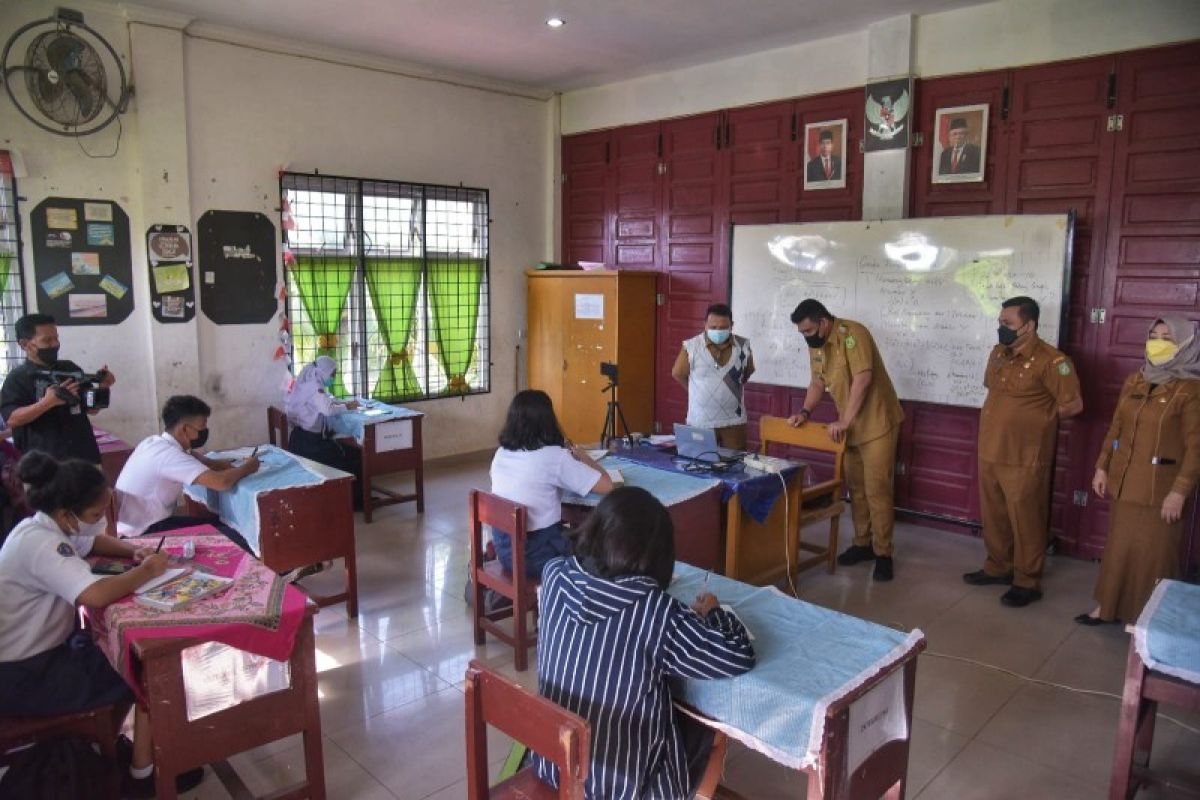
[562,131,612,267]
[793,89,865,223]
[725,101,793,226]
[611,123,661,272]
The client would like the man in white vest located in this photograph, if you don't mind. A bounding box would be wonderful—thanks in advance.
[670,303,755,449]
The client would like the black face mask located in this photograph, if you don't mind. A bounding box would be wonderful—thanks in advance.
[997,325,1020,346]
[188,429,210,450]
[804,332,827,349]
[35,346,59,364]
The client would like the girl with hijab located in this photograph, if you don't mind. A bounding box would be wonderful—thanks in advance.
[1079,317,1200,625]
[283,356,363,503]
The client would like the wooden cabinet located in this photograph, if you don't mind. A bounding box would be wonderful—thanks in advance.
[526,270,658,445]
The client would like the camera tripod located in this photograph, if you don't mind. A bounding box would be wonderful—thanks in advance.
[599,379,633,448]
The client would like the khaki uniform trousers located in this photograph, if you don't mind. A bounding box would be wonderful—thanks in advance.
[715,424,747,450]
[978,460,1052,589]
[844,425,900,557]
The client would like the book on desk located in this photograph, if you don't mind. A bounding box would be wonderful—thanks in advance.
[135,569,233,611]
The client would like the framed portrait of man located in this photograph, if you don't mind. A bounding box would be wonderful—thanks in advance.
[932,104,988,184]
[803,119,848,191]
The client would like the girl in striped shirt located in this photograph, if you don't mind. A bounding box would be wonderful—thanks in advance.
[535,487,756,799]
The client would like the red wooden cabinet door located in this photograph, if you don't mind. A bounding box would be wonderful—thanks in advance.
[656,112,725,431]
[1004,55,1116,555]
[610,122,662,272]
[1094,42,1200,566]
[562,131,612,267]
[724,100,793,226]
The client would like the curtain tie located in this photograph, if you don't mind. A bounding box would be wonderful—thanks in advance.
[389,349,409,367]
[447,374,470,394]
[317,333,339,349]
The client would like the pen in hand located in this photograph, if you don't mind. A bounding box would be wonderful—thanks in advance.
[154,536,165,554]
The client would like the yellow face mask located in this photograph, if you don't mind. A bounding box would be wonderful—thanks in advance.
[1146,339,1178,366]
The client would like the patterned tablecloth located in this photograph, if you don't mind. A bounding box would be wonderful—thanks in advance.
[668,563,923,770]
[1133,579,1200,685]
[326,400,421,444]
[89,527,309,701]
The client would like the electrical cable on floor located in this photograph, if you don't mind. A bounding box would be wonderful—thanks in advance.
[921,650,1200,736]
[778,471,798,598]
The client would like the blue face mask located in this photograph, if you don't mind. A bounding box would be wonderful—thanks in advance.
[707,329,731,345]
[323,376,335,390]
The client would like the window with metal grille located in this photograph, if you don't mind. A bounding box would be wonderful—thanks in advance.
[280,172,490,402]
[0,153,27,380]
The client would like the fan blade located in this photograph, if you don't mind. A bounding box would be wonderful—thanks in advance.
[46,35,85,73]
[63,69,97,120]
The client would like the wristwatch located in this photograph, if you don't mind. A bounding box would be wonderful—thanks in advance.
[798,408,811,419]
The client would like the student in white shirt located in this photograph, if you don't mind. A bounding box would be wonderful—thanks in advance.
[490,389,614,578]
[0,452,203,797]
[115,395,259,538]
[283,356,362,504]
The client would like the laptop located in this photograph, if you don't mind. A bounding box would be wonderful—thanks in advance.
[673,424,742,463]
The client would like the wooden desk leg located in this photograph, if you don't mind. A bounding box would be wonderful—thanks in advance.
[294,618,327,799]
[415,459,425,513]
[345,537,359,619]
[1110,645,1148,800]
[143,650,187,800]
[724,499,743,580]
[362,433,376,524]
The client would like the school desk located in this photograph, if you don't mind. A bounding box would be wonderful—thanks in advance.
[1110,579,1200,799]
[94,426,133,485]
[560,456,724,571]
[613,444,806,585]
[268,402,425,523]
[182,445,358,617]
[88,530,324,800]
[669,564,925,799]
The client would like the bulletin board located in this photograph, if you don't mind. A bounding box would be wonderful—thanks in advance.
[146,224,196,323]
[30,197,134,325]
[197,210,277,325]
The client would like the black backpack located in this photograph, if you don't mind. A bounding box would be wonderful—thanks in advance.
[0,735,118,800]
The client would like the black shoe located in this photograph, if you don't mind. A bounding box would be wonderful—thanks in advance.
[837,544,875,566]
[962,569,1013,586]
[1000,586,1043,607]
[873,557,894,582]
[1074,612,1118,626]
[124,766,205,798]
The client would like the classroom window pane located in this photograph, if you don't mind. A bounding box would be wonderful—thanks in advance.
[0,153,27,380]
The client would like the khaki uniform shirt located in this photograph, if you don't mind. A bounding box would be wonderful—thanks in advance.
[1096,374,1200,507]
[808,318,903,446]
[979,336,1081,466]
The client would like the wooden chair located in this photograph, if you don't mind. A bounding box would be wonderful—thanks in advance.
[469,489,538,671]
[758,415,847,575]
[465,660,589,799]
[267,406,290,448]
[0,705,122,798]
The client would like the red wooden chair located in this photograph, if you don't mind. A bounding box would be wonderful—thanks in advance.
[0,704,123,798]
[464,660,588,799]
[469,489,540,671]
[267,406,290,449]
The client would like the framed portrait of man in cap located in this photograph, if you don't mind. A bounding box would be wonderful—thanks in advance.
[803,119,848,191]
[932,104,988,184]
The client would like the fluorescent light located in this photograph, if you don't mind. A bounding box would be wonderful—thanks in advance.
[546,17,565,28]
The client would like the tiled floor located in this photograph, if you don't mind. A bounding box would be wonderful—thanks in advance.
[182,453,1199,799]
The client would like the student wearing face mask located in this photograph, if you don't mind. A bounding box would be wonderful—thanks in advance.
[114,395,260,538]
[0,452,206,796]
[282,355,362,503]
[965,296,1083,607]
[670,303,755,449]
[1078,317,1200,626]
[787,299,904,581]
[0,313,116,463]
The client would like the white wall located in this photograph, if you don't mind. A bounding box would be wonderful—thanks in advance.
[1,0,552,458]
[561,0,1200,134]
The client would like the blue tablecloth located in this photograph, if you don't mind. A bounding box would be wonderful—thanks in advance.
[563,457,720,508]
[611,444,801,524]
[1134,579,1200,685]
[667,563,923,770]
[182,445,330,556]
[326,400,421,444]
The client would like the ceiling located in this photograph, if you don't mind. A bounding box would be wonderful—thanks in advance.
[99,0,986,93]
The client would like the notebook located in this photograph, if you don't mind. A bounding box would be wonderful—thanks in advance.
[135,570,234,612]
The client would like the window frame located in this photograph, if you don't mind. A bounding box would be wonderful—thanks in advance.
[0,154,29,380]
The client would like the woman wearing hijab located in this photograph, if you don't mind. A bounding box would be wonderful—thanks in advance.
[284,356,363,504]
[1079,317,1200,625]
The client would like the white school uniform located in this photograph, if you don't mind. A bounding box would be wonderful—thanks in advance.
[114,432,208,537]
[490,446,602,531]
[0,512,100,662]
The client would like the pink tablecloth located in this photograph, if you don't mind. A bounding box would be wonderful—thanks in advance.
[89,526,309,698]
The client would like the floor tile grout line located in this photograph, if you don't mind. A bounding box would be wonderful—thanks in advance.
[319,724,403,799]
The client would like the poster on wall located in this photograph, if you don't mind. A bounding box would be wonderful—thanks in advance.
[197,210,277,325]
[863,78,912,152]
[146,224,196,324]
[803,119,848,191]
[932,104,988,184]
[30,197,134,326]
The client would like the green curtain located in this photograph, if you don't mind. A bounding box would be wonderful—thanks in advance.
[0,254,11,296]
[427,257,484,395]
[365,257,423,400]
[290,256,354,396]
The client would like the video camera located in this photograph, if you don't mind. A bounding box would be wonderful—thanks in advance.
[600,361,619,383]
[33,369,111,410]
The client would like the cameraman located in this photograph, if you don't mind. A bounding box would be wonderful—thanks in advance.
[0,314,115,464]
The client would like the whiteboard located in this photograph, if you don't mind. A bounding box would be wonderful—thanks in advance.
[730,215,1071,408]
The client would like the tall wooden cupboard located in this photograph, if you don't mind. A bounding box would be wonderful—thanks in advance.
[526,270,657,445]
